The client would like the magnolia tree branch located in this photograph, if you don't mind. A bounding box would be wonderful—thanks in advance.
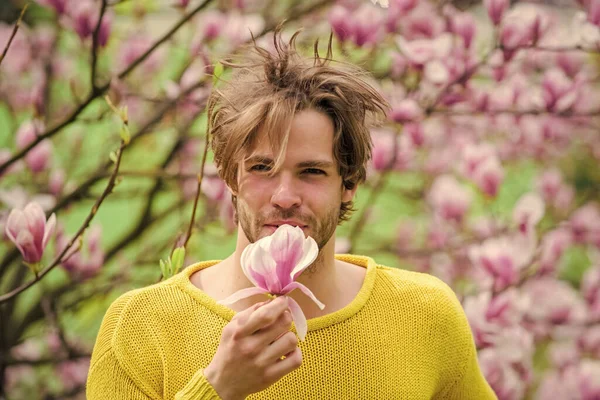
[430,108,600,117]
[2,353,90,367]
[182,131,210,250]
[0,140,128,304]
[0,3,29,67]
[0,0,214,176]
[90,0,108,91]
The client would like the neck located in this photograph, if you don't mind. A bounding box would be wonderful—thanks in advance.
[226,225,340,317]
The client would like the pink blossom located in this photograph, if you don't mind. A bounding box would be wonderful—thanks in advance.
[329,6,354,42]
[426,218,451,249]
[587,0,600,27]
[535,370,574,400]
[469,235,534,291]
[448,10,476,49]
[56,225,104,281]
[218,225,325,341]
[404,123,425,147]
[0,23,32,75]
[15,120,52,173]
[370,129,396,172]
[484,0,509,25]
[36,0,67,15]
[512,192,545,237]
[395,33,453,66]
[384,0,418,32]
[57,358,90,392]
[427,175,472,223]
[66,1,112,46]
[390,53,408,77]
[471,157,505,198]
[191,10,227,49]
[478,347,525,400]
[536,168,564,203]
[538,228,573,275]
[49,169,66,197]
[172,0,190,9]
[459,142,496,178]
[556,52,585,77]
[463,289,527,347]
[547,341,580,371]
[582,264,600,319]
[5,202,56,265]
[0,149,23,178]
[523,277,588,326]
[578,325,600,359]
[352,4,384,46]
[221,12,264,48]
[563,361,600,399]
[424,60,450,85]
[389,98,423,124]
[542,68,578,112]
[116,34,164,75]
[570,203,600,246]
[400,2,445,40]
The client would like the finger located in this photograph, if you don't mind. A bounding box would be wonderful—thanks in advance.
[257,331,298,366]
[241,296,289,336]
[264,346,302,380]
[231,299,271,322]
[252,310,293,347]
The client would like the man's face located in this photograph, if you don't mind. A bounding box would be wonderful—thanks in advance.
[235,109,357,250]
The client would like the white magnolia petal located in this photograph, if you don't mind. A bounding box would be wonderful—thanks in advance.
[217,287,269,306]
[282,282,326,310]
[241,244,261,287]
[287,296,308,341]
[43,213,56,248]
[290,236,319,280]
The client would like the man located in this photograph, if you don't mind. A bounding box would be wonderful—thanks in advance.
[87,32,497,399]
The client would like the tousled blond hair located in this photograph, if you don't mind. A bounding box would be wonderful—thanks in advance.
[208,30,389,222]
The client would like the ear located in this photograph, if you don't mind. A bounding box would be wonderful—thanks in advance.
[342,184,358,203]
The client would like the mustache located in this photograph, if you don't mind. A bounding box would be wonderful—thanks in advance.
[260,210,314,226]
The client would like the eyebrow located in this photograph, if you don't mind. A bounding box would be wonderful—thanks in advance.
[245,155,335,169]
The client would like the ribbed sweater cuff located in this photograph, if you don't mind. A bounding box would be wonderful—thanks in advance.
[175,369,222,399]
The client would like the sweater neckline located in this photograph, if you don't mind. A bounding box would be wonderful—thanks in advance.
[174,254,377,333]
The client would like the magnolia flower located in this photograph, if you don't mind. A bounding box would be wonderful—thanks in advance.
[218,225,325,341]
[5,202,56,270]
[427,175,472,223]
[371,0,390,8]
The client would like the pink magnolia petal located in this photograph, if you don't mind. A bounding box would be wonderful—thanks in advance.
[270,225,304,287]
[24,202,46,246]
[251,245,282,293]
[290,236,319,281]
[282,282,325,310]
[16,230,40,263]
[43,213,56,248]
[240,244,268,288]
[5,209,26,242]
[287,296,308,341]
[217,287,269,306]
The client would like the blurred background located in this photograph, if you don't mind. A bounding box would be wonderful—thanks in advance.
[1,0,599,398]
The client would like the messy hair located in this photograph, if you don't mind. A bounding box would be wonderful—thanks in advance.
[207,29,389,222]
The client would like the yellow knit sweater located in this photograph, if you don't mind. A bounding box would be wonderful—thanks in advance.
[87,255,496,399]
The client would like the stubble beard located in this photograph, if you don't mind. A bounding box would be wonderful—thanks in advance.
[236,201,340,276]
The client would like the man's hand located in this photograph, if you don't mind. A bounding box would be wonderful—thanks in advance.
[204,296,302,400]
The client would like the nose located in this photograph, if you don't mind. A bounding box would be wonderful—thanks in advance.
[270,173,301,210]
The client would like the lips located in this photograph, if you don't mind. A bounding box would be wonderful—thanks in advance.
[265,221,307,229]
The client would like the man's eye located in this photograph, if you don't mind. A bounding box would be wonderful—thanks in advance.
[303,168,326,175]
[250,164,271,172]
